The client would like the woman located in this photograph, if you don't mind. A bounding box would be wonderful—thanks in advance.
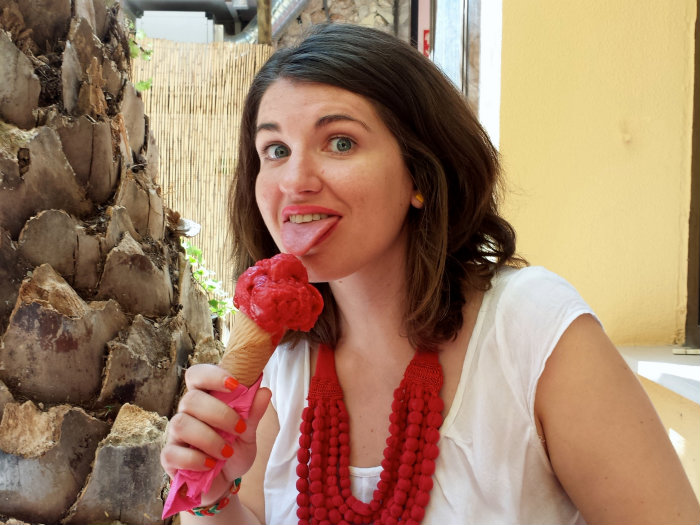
[161,23,699,524]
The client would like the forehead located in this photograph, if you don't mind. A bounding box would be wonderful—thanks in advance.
[256,79,380,126]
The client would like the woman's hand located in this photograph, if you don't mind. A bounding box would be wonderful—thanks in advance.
[160,363,272,501]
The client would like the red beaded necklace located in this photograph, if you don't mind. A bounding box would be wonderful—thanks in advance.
[296,344,444,525]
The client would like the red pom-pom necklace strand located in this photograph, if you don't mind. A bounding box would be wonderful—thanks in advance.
[297,344,444,525]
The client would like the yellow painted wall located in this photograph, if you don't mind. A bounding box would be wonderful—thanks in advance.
[499,2,697,345]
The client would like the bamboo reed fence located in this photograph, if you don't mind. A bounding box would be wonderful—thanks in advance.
[132,40,273,305]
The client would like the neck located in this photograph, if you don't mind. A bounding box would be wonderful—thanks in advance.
[329,248,413,359]
[329,230,406,348]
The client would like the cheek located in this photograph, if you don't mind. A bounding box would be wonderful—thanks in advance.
[254,176,275,226]
[254,179,263,215]
[254,176,263,206]
[379,163,413,210]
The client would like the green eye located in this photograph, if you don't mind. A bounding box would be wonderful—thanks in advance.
[330,137,354,153]
[265,144,290,159]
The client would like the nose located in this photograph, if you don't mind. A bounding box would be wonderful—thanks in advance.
[278,149,323,196]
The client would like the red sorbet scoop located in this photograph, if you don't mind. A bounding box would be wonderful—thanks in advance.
[218,253,323,386]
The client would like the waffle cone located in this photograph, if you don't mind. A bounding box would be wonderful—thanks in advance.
[218,313,276,387]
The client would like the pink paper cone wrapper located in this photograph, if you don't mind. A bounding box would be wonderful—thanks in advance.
[161,375,262,519]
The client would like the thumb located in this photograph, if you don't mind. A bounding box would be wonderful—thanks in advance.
[240,387,272,440]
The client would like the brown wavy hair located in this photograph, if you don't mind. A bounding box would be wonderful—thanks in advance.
[228,23,522,350]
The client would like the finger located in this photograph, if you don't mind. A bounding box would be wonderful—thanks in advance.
[237,387,272,445]
[177,388,240,436]
[184,363,241,393]
[167,412,235,462]
[250,387,272,424]
[160,442,218,479]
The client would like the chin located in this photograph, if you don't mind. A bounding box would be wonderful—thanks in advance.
[299,256,351,284]
[303,266,335,284]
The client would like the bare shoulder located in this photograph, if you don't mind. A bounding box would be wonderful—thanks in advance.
[535,314,699,524]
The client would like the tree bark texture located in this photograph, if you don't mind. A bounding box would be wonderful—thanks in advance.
[0,1,222,523]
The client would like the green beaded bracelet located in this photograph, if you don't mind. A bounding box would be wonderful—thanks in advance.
[187,478,242,517]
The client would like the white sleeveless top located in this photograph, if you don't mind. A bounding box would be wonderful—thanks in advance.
[261,266,593,524]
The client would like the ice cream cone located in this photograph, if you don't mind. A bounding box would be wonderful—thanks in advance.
[218,253,323,387]
[218,313,276,387]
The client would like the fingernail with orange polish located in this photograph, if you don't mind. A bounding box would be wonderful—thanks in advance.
[205,457,217,469]
[221,444,234,458]
[224,377,239,391]
[235,418,247,434]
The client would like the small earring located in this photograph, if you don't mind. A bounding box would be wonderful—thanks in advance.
[414,192,424,205]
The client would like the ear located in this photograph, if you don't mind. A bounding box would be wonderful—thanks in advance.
[411,191,425,209]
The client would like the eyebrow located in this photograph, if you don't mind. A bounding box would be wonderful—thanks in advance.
[255,122,279,134]
[316,114,370,131]
[255,113,371,136]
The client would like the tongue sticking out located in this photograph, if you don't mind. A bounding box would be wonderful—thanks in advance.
[281,216,338,256]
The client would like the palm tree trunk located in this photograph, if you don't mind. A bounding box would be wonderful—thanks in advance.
[0,1,218,523]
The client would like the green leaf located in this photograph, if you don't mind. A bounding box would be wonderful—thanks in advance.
[135,78,153,92]
[129,41,140,59]
[182,240,234,318]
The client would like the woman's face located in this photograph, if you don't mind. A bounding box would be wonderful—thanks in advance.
[254,79,418,282]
